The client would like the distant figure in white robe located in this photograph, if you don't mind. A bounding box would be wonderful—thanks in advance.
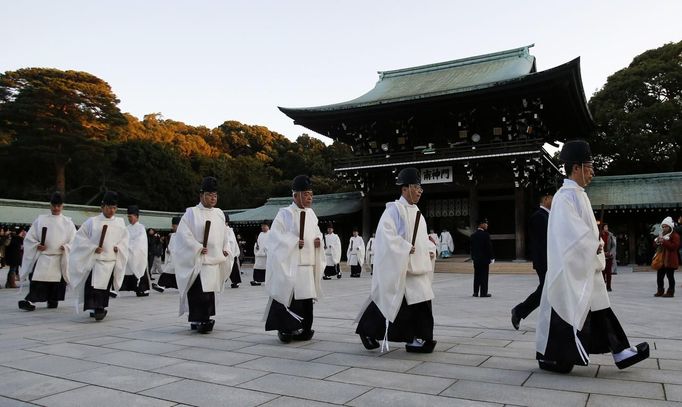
[356,168,437,353]
[68,191,129,321]
[536,140,649,373]
[18,192,76,311]
[171,177,233,334]
[264,175,324,343]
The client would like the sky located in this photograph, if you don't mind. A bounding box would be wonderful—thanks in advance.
[2,1,681,143]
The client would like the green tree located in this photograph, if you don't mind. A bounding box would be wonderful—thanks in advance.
[588,41,682,174]
[0,68,127,195]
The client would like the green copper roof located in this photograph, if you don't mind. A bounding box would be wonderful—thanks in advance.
[229,191,363,224]
[281,45,536,112]
[0,199,184,230]
[586,172,682,209]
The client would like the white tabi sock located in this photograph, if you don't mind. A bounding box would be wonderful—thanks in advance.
[613,346,638,362]
[408,338,425,347]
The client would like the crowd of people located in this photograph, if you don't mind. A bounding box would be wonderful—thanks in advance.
[4,140,678,374]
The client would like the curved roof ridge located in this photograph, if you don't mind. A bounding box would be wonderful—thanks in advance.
[379,44,535,79]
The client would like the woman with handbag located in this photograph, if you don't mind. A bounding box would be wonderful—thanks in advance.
[654,217,680,297]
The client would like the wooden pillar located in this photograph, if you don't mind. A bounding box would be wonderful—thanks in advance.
[469,185,478,231]
[515,187,526,260]
[362,194,371,243]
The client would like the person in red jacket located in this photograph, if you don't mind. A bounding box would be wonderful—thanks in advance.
[654,216,680,297]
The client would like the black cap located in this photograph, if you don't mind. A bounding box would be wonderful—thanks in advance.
[477,217,489,225]
[396,168,421,186]
[171,216,181,225]
[292,175,312,192]
[352,227,359,232]
[200,176,218,193]
[261,220,270,226]
[102,191,118,206]
[49,191,63,205]
[326,222,334,229]
[559,140,593,163]
[127,205,139,216]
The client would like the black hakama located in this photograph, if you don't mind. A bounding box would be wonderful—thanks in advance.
[537,307,630,370]
[252,268,266,282]
[157,272,178,289]
[25,274,67,304]
[187,277,215,322]
[83,273,113,311]
[229,258,242,285]
[323,265,337,277]
[265,297,313,334]
[350,265,362,277]
[356,298,434,343]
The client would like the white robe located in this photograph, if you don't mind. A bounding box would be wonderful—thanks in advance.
[125,222,148,279]
[254,231,270,269]
[264,203,324,308]
[20,213,76,284]
[365,237,375,266]
[536,179,608,362]
[440,231,454,253]
[226,225,240,260]
[68,214,129,310]
[171,204,232,316]
[347,236,365,267]
[324,232,342,266]
[428,233,440,257]
[162,233,176,275]
[357,196,436,323]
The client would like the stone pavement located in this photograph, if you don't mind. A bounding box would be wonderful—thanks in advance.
[0,266,680,406]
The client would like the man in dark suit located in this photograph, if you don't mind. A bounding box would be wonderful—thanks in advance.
[511,193,553,329]
[470,218,494,297]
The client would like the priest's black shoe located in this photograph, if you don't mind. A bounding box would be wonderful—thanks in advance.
[277,330,293,343]
[538,360,574,374]
[337,273,342,279]
[322,276,332,280]
[615,342,650,369]
[360,335,380,350]
[190,323,198,330]
[18,300,36,311]
[47,301,58,309]
[93,308,107,321]
[197,320,215,334]
[152,284,165,293]
[230,283,239,288]
[511,308,520,330]
[472,293,478,297]
[481,293,492,297]
[108,290,118,298]
[293,329,315,341]
[250,281,261,286]
[405,339,437,353]
[136,291,149,297]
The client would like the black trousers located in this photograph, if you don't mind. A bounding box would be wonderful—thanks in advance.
[350,265,362,276]
[119,270,151,293]
[356,299,434,343]
[657,267,675,293]
[229,259,242,284]
[253,268,266,282]
[265,297,313,334]
[513,268,546,319]
[537,307,630,366]
[157,272,178,288]
[323,265,337,277]
[473,262,489,295]
[83,272,113,311]
[187,277,215,322]
[25,271,66,303]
